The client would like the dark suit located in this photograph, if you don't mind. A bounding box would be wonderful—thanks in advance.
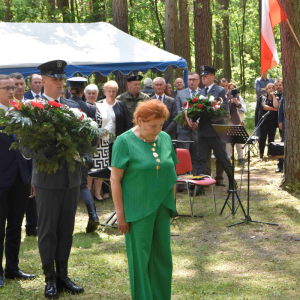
[196,84,233,186]
[0,126,31,276]
[151,94,178,139]
[175,88,199,175]
[24,91,42,100]
[22,97,82,266]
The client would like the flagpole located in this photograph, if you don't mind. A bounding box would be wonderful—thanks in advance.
[286,19,300,50]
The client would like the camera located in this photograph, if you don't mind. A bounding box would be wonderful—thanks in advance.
[231,88,240,97]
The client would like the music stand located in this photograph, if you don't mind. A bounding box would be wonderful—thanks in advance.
[227,123,278,227]
[212,125,248,217]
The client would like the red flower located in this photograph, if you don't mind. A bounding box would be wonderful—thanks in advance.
[198,103,203,109]
[49,100,64,108]
[31,101,44,109]
[183,101,187,107]
[189,104,193,108]
[192,97,198,103]
[9,100,21,110]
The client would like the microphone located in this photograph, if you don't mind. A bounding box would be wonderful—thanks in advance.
[262,111,271,119]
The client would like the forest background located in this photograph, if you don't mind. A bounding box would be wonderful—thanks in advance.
[0,0,283,95]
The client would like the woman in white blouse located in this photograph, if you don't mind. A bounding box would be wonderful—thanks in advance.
[95,80,132,201]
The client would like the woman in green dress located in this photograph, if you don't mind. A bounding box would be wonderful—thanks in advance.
[111,99,178,300]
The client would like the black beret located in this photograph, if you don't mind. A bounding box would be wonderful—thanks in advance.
[200,65,217,76]
[126,75,143,82]
[37,60,67,78]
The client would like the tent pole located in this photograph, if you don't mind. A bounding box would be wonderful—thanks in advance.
[184,68,188,87]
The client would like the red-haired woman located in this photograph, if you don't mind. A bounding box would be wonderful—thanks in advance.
[110,99,178,300]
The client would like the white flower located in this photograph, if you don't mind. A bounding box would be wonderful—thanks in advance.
[199,95,207,100]
[69,108,87,121]
[90,120,98,128]
[209,96,215,102]
[215,104,220,109]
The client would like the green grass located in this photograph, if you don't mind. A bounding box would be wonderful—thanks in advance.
[1,157,300,299]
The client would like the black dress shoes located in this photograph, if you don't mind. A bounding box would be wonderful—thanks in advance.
[45,280,59,299]
[275,167,283,173]
[5,269,36,280]
[216,182,226,187]
[0,275,4,288]
[57,277,84,294]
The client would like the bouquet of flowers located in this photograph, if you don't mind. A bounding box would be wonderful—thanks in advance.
[174,93,227,129]
[0,98,110,174]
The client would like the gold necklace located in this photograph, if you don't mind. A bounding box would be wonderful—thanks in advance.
[142,137,160,178]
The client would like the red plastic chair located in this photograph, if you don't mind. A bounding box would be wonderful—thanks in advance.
[175,148,216,217]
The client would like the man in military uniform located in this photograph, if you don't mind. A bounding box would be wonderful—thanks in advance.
[22,60,88,299]
[67,77,100,233]
[196,65,233,195]
[116,75,150,124]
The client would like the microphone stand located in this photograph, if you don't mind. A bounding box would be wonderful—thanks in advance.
[228,113,278,227]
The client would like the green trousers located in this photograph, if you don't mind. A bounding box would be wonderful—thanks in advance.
[125,204,172,300]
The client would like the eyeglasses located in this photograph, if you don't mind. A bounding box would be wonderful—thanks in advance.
[188,78,200,81]
[0,86,17,91]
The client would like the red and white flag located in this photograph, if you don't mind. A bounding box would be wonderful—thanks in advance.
[261,0,287,74]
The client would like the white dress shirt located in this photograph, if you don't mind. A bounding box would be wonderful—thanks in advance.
[31,91,42,99]
[155,94,165,102]
[0,103,9,111]
[43,94,61,103]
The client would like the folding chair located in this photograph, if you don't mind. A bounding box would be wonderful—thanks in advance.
[174,148,217,219]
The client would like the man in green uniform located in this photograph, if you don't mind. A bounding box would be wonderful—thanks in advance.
[116,75,150,124]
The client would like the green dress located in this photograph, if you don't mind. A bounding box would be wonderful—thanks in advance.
[111,129,178,222]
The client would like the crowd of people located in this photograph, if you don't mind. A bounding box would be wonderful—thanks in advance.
[0,60,285,299]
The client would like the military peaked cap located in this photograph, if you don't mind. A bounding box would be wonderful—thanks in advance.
[37,60,67,78]
[200,65,217,76]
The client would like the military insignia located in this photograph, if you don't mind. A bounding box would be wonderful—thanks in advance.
[57,60,63,69]
[136,76,139,80]
[201,66,205,71]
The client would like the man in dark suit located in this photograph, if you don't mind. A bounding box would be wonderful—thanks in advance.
[10,73,38,237]
[175,72,200,177]
[67,77,100,233]
[24,74,43,99]
[151,77,178,139]
[195,65,233,195]
[22,61,86,299]
[0,75,36,288]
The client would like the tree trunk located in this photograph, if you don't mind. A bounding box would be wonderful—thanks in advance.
[112,0,128,94]
[179,0,191,70]
[149,0,165,49]
[279,0,300,186]
[5,0,10,22]
[61,0,69,22]
[70,0,75,22]
[48,0,55,11]
[165,0,180,85]
[215,22,223,70]
[57,0,62,10]
[194,0,212,83]
[219,0,231,81]
[112,0,128,33]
